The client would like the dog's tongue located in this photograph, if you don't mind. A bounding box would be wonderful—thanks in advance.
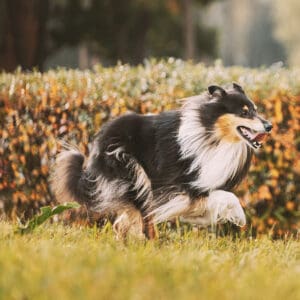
[253,133,267,143]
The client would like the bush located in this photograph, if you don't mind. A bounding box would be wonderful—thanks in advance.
[0,59,300,234]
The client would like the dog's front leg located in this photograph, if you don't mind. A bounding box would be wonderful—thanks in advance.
[181,190,246,227]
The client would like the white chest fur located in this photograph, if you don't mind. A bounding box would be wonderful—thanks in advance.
[189,142,247,191]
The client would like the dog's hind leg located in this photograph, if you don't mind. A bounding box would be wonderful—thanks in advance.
[113,205,145,240]
[125,157,157,238]
[105,147,156,238]
[124,156,157,239]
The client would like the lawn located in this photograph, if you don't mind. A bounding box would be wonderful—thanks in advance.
[0,221,300,300]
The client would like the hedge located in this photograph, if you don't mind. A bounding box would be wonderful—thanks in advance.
[0,59,300,235]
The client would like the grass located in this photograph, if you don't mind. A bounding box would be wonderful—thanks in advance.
[0,221,300,300]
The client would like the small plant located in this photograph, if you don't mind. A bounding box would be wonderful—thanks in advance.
[16,202,81,234]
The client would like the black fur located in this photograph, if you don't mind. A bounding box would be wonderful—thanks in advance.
[86,111,199,211]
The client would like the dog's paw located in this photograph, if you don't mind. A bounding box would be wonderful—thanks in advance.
[113,210,145,240]
[207,190,246,227]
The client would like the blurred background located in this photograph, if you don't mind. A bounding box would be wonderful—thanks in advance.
[0,0,299,71]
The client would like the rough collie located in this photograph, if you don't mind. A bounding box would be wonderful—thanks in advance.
[51,83,272,238]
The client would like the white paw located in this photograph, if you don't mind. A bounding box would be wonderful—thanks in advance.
[207,190,246,227]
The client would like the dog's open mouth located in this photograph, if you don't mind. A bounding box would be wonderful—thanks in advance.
[237,126,267,149]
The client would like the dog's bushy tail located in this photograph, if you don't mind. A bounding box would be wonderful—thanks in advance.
[51,146,88,205]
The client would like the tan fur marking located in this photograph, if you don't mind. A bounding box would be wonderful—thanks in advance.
[243,105,249,111]
[215,114,265,142]
[215,114,241,142]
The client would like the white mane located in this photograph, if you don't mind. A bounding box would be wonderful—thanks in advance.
[177,94,248,191]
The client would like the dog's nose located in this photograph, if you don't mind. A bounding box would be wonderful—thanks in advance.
[264,122,273,132]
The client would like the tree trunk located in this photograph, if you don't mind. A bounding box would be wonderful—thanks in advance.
[183,0,195,60]
[0,0,49,72]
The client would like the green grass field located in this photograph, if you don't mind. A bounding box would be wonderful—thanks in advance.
[1,221,300,300]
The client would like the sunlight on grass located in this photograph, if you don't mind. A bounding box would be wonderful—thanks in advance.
[0,221,300,300]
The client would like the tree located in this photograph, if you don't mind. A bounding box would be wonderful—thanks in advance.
[183,0,195,59]
[273,0,300,66]
[0,0,49,71]
[182,0,216,60]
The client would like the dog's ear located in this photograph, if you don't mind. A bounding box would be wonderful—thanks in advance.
[232,83,245,94]
[208,85,227,97]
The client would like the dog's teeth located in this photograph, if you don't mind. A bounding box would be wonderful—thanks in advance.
[252,141,261,148]
[240,127,262,146]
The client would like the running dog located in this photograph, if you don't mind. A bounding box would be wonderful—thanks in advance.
[51,83,272,238]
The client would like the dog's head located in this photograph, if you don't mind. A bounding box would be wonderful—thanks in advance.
[200,83,272,149]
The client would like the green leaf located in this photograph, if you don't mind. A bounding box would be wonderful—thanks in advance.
[15,202,81,234]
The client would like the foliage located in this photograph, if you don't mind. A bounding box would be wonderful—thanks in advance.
[1,222,300,299]
[0,59,300,235]
[16,202,80,234]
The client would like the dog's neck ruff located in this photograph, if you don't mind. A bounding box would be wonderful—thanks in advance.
[177,95,249,192]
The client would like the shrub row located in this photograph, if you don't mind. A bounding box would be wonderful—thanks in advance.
[0,59,300,234]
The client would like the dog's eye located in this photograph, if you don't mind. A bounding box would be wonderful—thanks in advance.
[241,110,249,117]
